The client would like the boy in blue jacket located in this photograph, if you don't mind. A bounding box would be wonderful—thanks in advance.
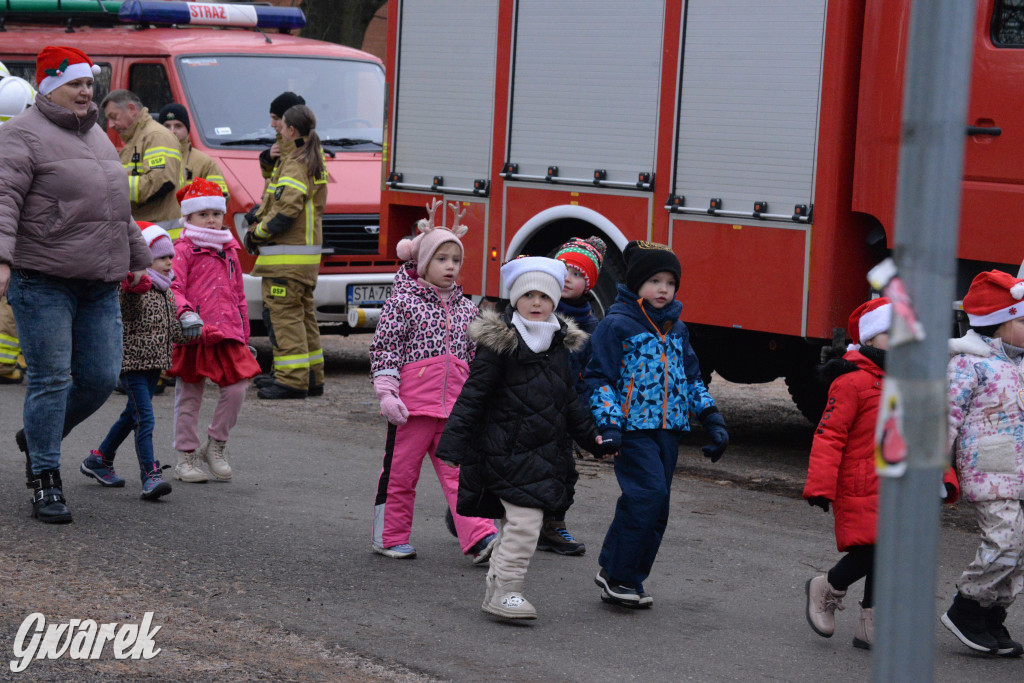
[584,240,728,607]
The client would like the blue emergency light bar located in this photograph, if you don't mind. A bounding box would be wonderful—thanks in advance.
[117,1,306,31]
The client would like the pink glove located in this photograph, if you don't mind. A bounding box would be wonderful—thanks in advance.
[373,375,409,426]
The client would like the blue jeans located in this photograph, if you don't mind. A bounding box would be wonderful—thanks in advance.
[99,370,160,470]
[7,270,122,474]
[599,429,681,589]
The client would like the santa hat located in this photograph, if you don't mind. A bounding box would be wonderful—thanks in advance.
[501,256,567,307]
[36,46,101,96]
[962,270,1024,326]
[555,236,606,292]
[848,297,892,345]
[140,223,175,260]
[176,178,226,218]
[396,199,468,276]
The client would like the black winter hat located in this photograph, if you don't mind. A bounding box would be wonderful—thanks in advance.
[157,103,190,133]
[624,240,681,295]
[270,91,305,118]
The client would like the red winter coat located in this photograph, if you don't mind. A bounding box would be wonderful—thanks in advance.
[803,350,959,551]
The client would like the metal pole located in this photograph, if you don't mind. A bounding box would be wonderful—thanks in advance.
[873,1,975,680]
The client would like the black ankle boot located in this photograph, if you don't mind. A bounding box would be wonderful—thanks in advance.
[986,605,1024,657]
[941,593,999,653]
[30,469,73,524]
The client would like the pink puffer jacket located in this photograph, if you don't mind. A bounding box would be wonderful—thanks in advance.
[370,263,478,418]
[170,235,250,344]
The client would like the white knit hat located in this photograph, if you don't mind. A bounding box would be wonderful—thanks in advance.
[501,256,567,307]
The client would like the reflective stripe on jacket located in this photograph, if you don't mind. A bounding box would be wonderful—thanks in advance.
[118,109,183,223]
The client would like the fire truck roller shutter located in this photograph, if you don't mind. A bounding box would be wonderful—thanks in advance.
[390,0,499,193]
[506,0,663,187]
[672,0,827,221]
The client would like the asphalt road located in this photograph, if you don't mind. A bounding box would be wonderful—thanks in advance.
[0,335,1021,681]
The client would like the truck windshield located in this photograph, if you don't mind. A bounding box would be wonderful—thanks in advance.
[176,55,384,150]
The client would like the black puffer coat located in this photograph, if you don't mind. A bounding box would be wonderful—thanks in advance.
[436,308,602,518]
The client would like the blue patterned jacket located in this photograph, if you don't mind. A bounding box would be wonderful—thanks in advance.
[584,285,716,432]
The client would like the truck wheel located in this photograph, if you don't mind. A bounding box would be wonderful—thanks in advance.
[784,370,827,425]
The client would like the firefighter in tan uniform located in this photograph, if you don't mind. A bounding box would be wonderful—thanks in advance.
[101,90,182,225]
[245,104,326,400]
[0,68,35,383]
[158,103,229,239]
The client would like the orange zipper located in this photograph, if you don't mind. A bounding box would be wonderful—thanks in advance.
[637,298,670,429]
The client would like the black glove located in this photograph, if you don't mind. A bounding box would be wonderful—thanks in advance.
[242,230,259,256]
[600,428,622,451]
[244,203,261,226]
[591,435,619,458]
[699,409,729,462]
[807,496,831,513]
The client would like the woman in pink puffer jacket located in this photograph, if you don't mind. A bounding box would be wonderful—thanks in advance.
[368,201,498,562]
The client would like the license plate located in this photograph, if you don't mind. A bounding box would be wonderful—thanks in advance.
[347,284,392,305]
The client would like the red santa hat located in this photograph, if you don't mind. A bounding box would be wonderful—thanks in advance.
[36,46,101,96]
[848,297,892,345]
[176,178,226,218]
[962,270,1024,326]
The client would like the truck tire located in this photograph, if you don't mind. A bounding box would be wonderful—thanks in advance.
[784,370,828,425]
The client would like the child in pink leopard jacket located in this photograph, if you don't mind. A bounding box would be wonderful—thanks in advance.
[369,200,498,561]
[941,270,1024,657]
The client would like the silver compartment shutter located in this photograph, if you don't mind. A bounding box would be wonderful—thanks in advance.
[673,0,826,219]
[508,0,664,185]
[392,0,499,192]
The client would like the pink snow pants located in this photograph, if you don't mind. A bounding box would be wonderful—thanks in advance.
[372,415,497,553]
[173,378,247,452]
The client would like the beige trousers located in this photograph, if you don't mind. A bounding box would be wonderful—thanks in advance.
[487,499,544,589]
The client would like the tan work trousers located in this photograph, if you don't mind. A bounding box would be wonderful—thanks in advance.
[261,277,324,390]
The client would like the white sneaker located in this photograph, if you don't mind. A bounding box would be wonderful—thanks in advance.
[202,438,232,481]
[173,450,209,483]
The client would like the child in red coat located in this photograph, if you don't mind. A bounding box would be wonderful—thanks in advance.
[802,298,957,650]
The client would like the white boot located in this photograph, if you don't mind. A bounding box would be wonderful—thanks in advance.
[173,450,209,483]
[483,580,537,620]
[202,437,232,481]
[853,603,874,650]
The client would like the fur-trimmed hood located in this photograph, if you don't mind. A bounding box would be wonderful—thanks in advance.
[949,329,996,357]
[469,308,588,356]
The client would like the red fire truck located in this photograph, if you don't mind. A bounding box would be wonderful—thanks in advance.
[1,0,396,330]
[378,0,1024,419]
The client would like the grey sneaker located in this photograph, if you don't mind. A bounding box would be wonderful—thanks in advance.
[372,543,417,559]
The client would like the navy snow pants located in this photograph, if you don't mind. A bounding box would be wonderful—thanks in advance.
[598,429,681,588]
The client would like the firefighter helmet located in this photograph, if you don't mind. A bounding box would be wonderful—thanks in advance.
[0,76,37,124]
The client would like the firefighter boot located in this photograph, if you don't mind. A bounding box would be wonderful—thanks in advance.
[257,381,307,400]
[30,469,73,524]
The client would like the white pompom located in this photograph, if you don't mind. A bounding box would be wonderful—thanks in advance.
[1011,282,1024,300]
[91,64,101,75]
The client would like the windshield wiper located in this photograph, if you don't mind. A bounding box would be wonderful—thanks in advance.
[321,138,382,148]
[220,137,276,146]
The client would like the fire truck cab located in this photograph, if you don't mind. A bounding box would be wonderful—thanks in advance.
[1,0,397,330]
[380,0,1024,419]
